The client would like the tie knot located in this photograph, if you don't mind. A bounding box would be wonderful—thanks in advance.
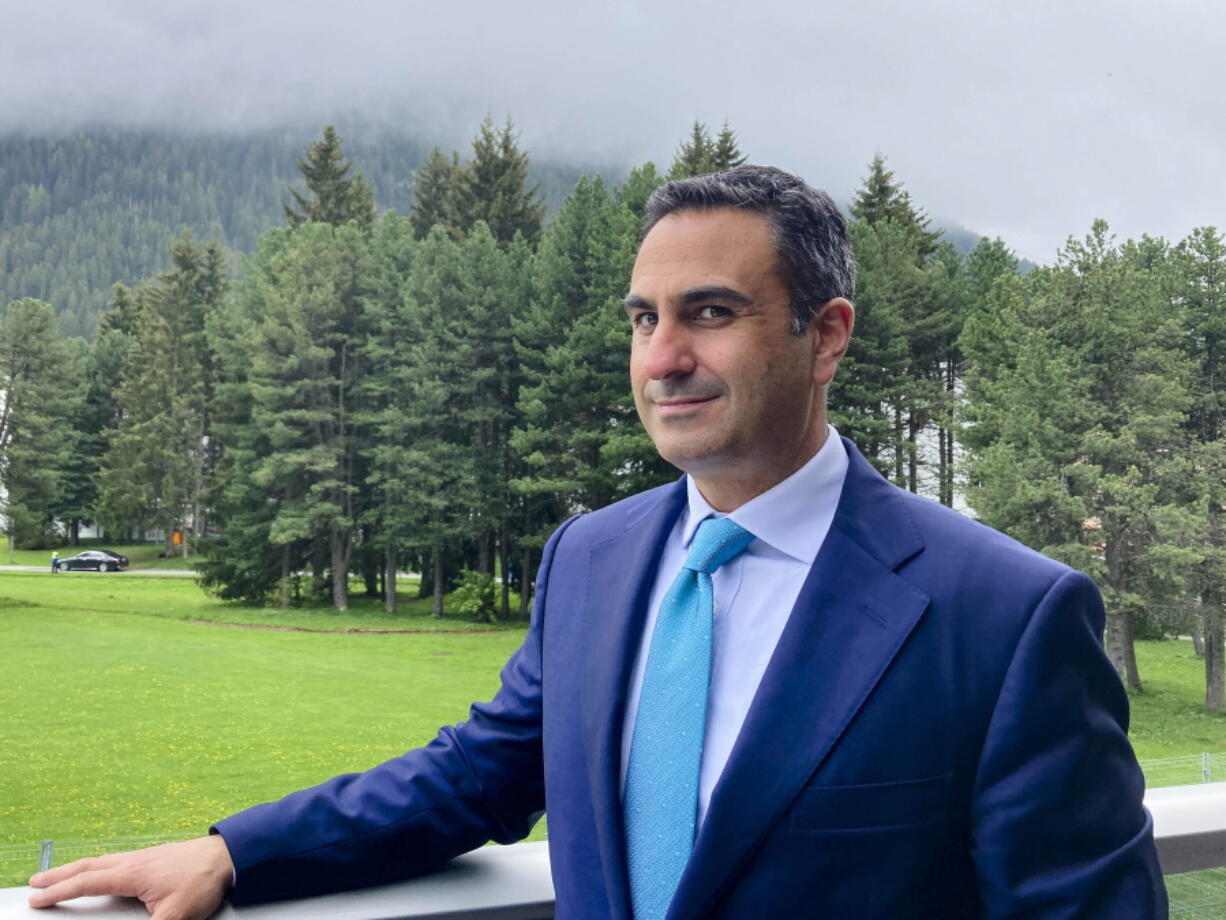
[684,517,755,574]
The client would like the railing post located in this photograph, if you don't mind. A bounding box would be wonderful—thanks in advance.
[39,840,53,872]
[1204,752,1212,784]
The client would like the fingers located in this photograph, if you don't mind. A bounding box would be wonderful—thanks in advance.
[27,866,137,908]
[29,853,119,888]
[26,837,232,916]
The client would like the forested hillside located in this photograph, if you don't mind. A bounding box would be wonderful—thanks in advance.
[0,127,612,337]
[3,119,1222,707]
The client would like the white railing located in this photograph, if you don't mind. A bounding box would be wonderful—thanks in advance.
[1147,781,1226,875]
[0,840,554,919]
[2,784,1225,919]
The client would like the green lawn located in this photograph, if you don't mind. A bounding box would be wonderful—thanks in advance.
[0,571,513,633]
[1127,639,1226,761]
[3,572,1225,897]
[0,576,537,886]
[5,543,205,570]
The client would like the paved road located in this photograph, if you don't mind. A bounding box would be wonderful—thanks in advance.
[0,565,196,576]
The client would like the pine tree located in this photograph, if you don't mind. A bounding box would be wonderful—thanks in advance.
[1175,226,1226,708]
[926,242,974,505]
[0,298,77,552]
[616,162,665,222]
[284,126,376,230]
[666,121,715,181]
[357,213,418,613]
[375,225,478,616]
[96,234,226,554]
[409,147,463,240]
[710,121,748,170]
[842,154,951,494]
[200,250,302,606]
[831,220,914,475]
[962,222,1198,691]
[512,176,672,549]
[231,222,371,611]
[849,153,940,260]
[454,116,545,246]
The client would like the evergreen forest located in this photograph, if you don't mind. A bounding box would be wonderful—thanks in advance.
[1,118,1223,713]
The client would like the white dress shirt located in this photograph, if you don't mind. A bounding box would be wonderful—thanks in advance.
[619,425,849,828]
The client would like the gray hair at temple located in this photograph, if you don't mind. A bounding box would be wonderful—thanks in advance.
[641,165,856,335]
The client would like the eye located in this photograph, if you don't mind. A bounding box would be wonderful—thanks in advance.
[696,305,732,321]
[631,311,658,331]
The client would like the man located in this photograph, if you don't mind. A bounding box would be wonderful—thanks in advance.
[29,166,1166,918]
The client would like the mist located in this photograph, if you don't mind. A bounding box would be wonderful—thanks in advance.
[2,0,1223,261]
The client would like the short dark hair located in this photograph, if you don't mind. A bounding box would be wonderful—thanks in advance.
[642,165,855,333]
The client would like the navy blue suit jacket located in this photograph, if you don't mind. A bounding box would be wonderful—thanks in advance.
[216,441,1166,917]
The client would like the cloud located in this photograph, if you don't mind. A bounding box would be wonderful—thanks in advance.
[2,0,1223,260]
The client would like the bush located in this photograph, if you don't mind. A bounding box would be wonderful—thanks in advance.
[450,569,496,622]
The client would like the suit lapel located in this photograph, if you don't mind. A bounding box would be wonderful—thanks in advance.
[669,444,931,919]
[580,480,687,920]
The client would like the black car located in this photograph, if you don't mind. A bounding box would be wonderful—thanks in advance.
[61,550,126,572]
[96,549,130,568]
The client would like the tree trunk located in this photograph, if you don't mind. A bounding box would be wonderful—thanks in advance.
[519,546,532,619]
[1120,610,1142,692]
[478,529,492,577]
[384,543,398,616]
[1192,615,1205,659]
[70,518,80,546]
[418,551,432,598]
[943,358,957,507]
[1205,591,1225,711]
[907,410,918,494]
[1103,525,1142,691]
[330,528,350,612]
[937,425,948,506]
[892,404,904,487]
[498,533,510,620]
[278,544,292,609]
[363,548,379,598]
[1104,607,1142,691]
[309,535,328,600]
[431,547,444,618]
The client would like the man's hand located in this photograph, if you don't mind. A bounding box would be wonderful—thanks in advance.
[27,834,234,919]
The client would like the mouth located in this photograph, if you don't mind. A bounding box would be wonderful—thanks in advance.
[655,395,719,416]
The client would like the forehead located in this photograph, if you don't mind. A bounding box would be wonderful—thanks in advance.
[630,208,783,298]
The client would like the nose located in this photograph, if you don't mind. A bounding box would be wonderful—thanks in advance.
[638,315,697,380]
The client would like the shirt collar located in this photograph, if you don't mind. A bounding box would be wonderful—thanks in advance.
[682,425,849,564]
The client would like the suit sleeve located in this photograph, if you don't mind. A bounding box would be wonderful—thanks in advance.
[970,569,1168,917]
[212,515,579,906]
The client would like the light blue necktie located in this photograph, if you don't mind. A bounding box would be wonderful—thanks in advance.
[623,516,756,920]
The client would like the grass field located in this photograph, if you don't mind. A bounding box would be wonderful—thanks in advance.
[1126,639,1226,762]
[0,574,536,886]
[3,571,1226,907]
[0,570,513,633]
[5,543,205,570]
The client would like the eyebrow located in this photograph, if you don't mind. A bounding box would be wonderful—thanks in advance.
[621,285,753,312]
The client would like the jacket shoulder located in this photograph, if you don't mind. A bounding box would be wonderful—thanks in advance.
[553,479,683,548]
[886,486,1081,614]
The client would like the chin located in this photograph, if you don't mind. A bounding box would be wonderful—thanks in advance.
[654,440,730,476]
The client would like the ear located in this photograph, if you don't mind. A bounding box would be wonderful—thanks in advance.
[809,297,855,387]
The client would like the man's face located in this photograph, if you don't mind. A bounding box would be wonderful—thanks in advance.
[626,208,838,505]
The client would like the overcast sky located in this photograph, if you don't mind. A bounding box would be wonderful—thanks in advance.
[2,0,1223,261]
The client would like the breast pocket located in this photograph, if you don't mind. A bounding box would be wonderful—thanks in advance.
[789,773,952,832]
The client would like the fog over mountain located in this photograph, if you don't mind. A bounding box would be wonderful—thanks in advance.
[2,0,1223,261]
